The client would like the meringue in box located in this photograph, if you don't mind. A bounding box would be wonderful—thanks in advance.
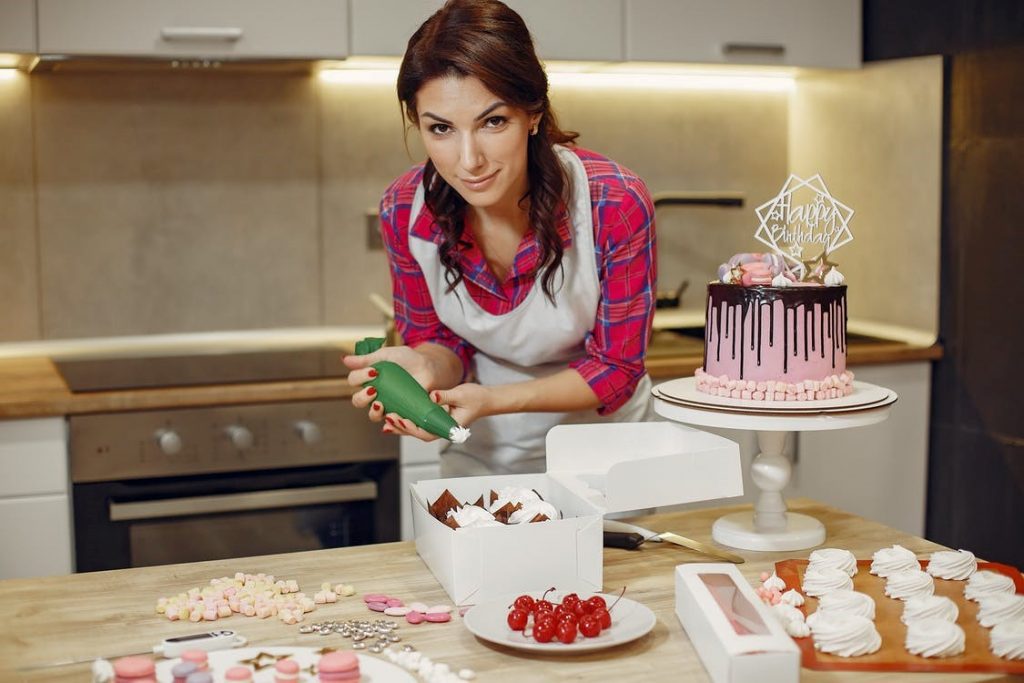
[411,421,743,605]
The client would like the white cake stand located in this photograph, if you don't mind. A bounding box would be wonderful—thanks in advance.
[652,377,896,552]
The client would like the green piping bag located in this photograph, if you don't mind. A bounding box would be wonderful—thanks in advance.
[355,337,470,444]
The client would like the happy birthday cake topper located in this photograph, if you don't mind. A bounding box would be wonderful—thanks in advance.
[754,174,854,281]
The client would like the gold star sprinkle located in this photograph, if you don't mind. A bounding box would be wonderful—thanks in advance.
[801,250,839,284]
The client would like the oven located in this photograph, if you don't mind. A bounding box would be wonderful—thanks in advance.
[60,349,398,572]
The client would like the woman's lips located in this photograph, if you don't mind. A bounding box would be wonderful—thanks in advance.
[460,170,498,191]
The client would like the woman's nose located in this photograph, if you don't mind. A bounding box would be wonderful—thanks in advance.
[459,133,485,172]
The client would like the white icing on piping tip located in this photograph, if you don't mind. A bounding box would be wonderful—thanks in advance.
[448,426,471,444]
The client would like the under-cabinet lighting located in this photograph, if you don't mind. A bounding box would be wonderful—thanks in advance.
[0,68,20,81]
[318,58,795,92]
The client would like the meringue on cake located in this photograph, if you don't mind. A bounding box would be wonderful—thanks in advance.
[926,549,977,580]
[905,619,966,658]
[807,612,882,657]
[965,570,1017,602]
[815,590,876,620]
[802,567,854,597]
[989,621,1024,660]
[977,594,1024,628]
[885,569,935,600]
[901,595,959,624]
[808,548,858,577]
[870,544,920,577]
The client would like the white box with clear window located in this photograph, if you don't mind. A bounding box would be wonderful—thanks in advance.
[410,421,743,605]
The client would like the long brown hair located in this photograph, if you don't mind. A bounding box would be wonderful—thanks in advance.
[397,0,579,301]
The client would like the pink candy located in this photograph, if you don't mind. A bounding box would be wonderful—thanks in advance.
[366,601,387,612]
[405,611,426,624]
[364,593,453,625]
[425,612,451,623]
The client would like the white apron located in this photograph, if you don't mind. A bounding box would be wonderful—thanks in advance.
[408,146,653,475]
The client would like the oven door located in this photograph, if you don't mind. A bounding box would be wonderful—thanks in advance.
[73,461,396,572]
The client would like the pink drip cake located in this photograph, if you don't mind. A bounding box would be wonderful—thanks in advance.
[695,255,854,401]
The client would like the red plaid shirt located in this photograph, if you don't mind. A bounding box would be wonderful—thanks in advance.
[379,147,656,414]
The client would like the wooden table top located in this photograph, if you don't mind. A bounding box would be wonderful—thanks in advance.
[0,499,1011,683]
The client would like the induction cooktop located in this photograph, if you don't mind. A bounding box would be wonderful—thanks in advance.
[54,346,349,393]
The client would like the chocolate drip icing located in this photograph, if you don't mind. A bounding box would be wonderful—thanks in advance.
[704,284,848,380]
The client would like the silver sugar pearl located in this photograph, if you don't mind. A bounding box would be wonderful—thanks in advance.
[352,642,366,650]
[369,645,383,653]
[402,644,416,652]
[298,625,315,634]
[388,634,401,642]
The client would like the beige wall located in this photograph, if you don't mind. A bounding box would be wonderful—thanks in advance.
[0,62,939,342]
[789,56,943,339]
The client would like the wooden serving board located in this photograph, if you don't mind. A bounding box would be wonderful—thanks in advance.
[775,559,1024,674]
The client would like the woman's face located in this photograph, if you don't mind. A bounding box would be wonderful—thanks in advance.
[415,75,539,213]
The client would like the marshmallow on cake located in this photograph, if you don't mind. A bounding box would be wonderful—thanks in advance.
[926,549,978,580]
[870,545,920,577]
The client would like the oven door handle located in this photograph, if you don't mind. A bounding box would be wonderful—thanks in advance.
[108,482,378,522]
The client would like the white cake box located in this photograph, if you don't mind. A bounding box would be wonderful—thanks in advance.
[675,563,800,683]
[410,421,742,605]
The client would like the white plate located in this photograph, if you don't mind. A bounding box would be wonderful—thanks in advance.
[652,387,898,416]
[155,646,416,682]
[654,377,895,412]
[462,593,656,654]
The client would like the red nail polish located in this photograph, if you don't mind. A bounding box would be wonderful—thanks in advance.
[366,386,376,396]
[372,402,382,412]
[368,368,378,378]
[385,417,395,426]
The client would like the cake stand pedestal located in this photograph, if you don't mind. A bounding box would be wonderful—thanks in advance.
[653,380,895,552]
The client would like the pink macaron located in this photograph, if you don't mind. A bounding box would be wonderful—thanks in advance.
[225,665,254,682]
[317,651,360,681]
[275,658,301,683]
[113,655,155,682]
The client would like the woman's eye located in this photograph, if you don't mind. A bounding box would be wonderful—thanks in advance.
[484,116,508,128]
[428,123,451,135]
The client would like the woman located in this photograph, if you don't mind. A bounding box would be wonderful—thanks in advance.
[345,0,657,476]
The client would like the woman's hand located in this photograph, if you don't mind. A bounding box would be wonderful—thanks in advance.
[343,345,439,423]
[382,383,492,441]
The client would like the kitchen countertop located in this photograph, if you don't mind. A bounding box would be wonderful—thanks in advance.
[0,333,943,419]
[0,499,1009,682]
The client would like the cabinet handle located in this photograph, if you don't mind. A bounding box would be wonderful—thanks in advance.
[721,42,786,58]
[109,482,377,521]
[160,27,244,43]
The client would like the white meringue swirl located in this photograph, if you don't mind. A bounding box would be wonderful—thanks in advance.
[816,590,876,620]
[901,595,959,624]
[772,603,806,627]
[786,619,811,638]
[977,594,1024,628]
[926,549,977,580]
[870,545,920,577]
[965,571,1016,602]
[447,505,501,528]
[762,572,786,592]
[802,567,854,597]
[989,620,1024,660]
[905,618,966,658]
[885,569,935,600]
[808,548,858,577]
[487,486,541,513]
[507,500,559,524]
[807,612,882,657]
[780,589,805,607]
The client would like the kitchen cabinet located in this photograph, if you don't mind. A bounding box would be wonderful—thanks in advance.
[348,0,622,62]
[0,0,35,53]
[624,0,861,69]
[37,0,348,59]
[0,418,73,579]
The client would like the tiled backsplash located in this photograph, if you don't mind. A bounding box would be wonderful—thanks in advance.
[0,58,939,342]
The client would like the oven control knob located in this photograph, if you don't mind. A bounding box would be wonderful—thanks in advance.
[154,428,182,455]
[224,424,254,450]
[292,420,321,445]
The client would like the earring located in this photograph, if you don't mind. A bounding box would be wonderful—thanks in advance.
[530,124,539,136]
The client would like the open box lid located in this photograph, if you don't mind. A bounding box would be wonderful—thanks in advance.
[545,421,742,514]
